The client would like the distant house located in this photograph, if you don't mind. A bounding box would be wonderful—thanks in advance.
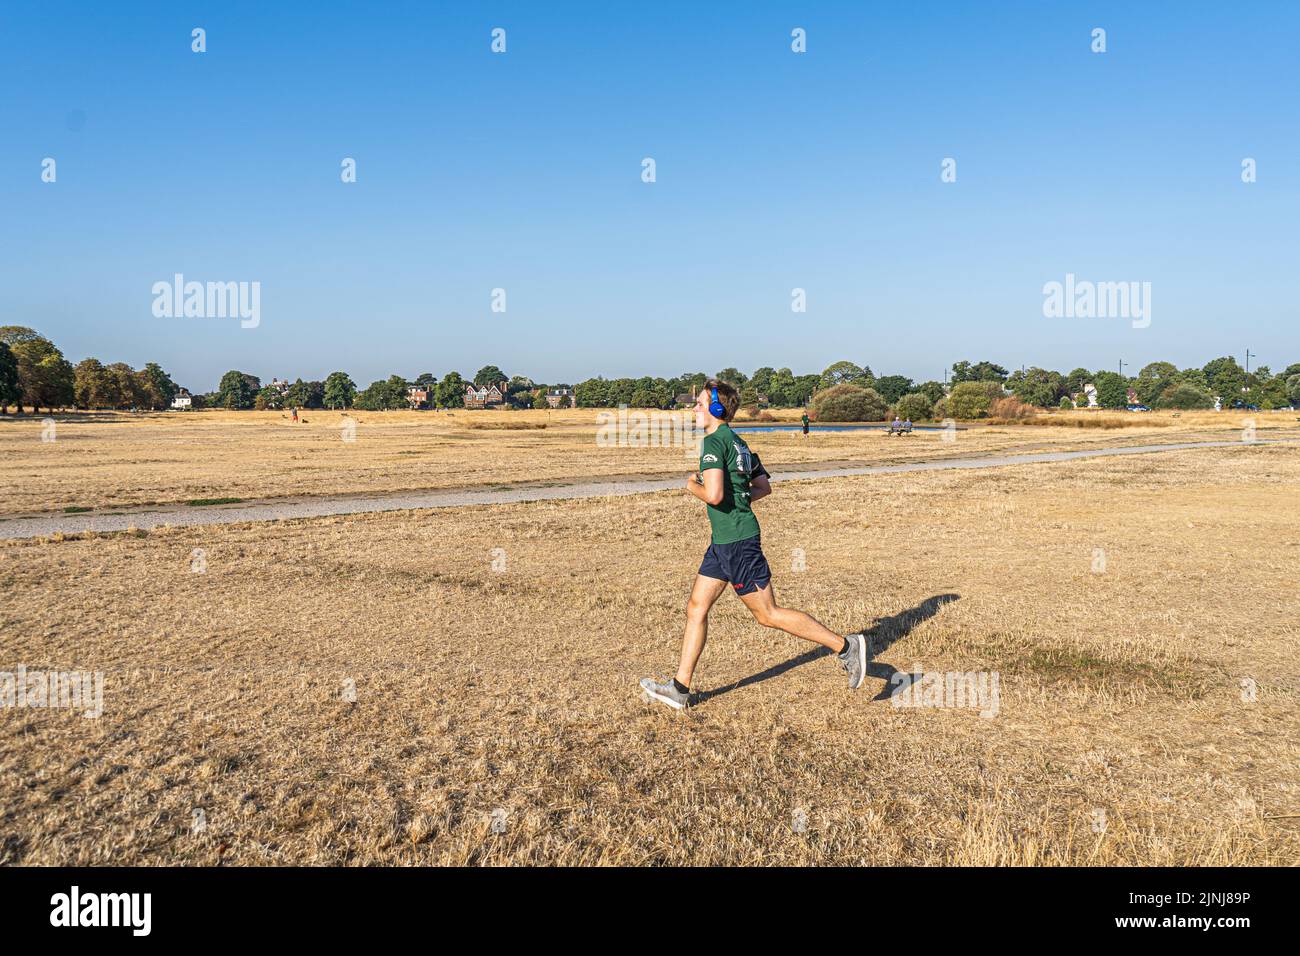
[674,386,698,408]
[407,385,432,409]
[170,390,192,410]
[270,378,290,396]
[464,381,508,409]
[545,387,574,409]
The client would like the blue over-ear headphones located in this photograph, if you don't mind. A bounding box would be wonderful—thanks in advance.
[708,386,726,419]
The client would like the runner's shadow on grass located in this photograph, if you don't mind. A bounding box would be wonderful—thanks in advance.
[695,593,960,704]
[864,593,960,700]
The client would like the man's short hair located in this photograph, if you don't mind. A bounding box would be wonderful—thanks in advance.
[703,378,741,421]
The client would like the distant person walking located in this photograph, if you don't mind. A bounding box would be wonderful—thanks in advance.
[291,407,299,423]
[801,411,810,437]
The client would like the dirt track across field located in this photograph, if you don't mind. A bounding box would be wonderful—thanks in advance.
[0,438,1279,540]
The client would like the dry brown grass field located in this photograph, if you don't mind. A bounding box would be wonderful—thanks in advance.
[0,406,1296,516]
[1,427,1296,865]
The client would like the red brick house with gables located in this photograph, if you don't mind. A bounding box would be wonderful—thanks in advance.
[464,381,508,409]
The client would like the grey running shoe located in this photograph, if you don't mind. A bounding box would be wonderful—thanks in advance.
[838,633,868,689]
[640,677,689,710]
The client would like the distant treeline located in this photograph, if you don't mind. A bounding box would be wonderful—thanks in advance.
[2,326,1296,417]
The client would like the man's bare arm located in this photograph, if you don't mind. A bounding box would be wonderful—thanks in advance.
[687,470,725,506]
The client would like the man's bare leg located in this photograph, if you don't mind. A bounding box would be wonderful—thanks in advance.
[675,575,728,687]
[738,583,846,652]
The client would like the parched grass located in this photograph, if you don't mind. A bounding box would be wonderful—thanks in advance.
[1,443,1296,865]
[1,407,1292,516]
[1002,641,1212,699]
[463,420,548,430]
[1008,413,1170,429]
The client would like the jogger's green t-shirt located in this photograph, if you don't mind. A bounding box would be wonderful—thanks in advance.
[698,423,767,544]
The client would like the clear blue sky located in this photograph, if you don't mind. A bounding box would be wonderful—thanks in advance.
[3,1,1297,392]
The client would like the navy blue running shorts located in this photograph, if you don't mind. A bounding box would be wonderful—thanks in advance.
[698,534,772,596]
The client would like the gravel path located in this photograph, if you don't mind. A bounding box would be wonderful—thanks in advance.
[0,439,1280,540]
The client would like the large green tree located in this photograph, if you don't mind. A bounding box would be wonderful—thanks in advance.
[792,374,821,406]
[873,375,915,404]
[810,383,887,422]
[1247,371,1288,409]
[677,371,708,392]
[1006,367,1065,407]
[355,376,408,410]
[0,342,20,412]
[1202,357,1246,403]
[323,371,356,409]
[139,362,178,409]
[914,380,946,404]
[951,360,1008,384]
[74,358,110,408]
[505,375,537,409]
[1091,371,1130,409]
[1286,375,1300,407]
[284,378,324,409]
[574,377,609,408]
[217,370,260,409]
[474,365,507,387]
[0,326,74,412]
[943,381,1004,418]
[748,367,775,396]
[105,363,144,408]
[764,368,796,406]
[255,385,285,410]
[1134,361,1177,405]
[435,371,466,408]
[1157,383,1215,410]
[819,361,867,389]
[894,392,934,421]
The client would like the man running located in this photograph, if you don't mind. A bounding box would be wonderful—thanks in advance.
[639,379,867,710]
